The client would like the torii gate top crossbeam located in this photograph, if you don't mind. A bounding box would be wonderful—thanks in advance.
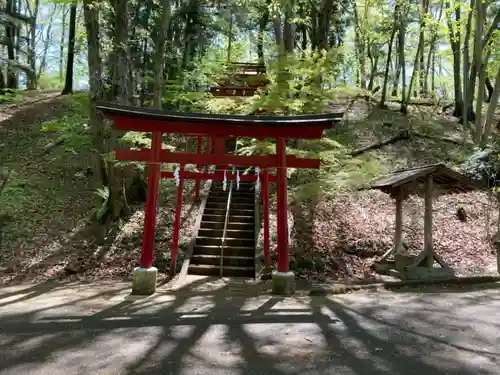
[96,102,343,139]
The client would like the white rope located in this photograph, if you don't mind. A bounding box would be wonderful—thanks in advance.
[223,169,227,191]
[236,169,240,190]
[173,166,180,186]
[255,166,260,192]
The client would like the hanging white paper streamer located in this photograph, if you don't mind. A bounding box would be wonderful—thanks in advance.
[223,169,227,191]
[255,167,261,192]
[236,169,240,190]
[173,166,180,186]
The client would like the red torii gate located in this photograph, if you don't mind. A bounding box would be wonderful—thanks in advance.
[97,103,343,294]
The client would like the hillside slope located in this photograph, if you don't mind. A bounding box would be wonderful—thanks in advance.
[0,93,199,285]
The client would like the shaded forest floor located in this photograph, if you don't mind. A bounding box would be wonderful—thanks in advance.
[0,92,498,286]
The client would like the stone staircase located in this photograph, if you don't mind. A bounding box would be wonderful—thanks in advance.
[188,179,256,277]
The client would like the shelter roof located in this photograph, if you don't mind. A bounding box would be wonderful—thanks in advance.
[370,163,484,196]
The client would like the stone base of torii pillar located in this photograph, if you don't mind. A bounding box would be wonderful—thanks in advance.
[131,267,158,295]
[272,271,295,295]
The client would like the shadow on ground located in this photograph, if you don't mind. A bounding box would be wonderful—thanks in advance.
[1,279,499,375]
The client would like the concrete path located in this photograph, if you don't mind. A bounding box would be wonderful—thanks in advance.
[0,277,499,375]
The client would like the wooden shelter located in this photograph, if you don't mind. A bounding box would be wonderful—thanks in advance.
[209,62,268,97]
[370,163,484,280]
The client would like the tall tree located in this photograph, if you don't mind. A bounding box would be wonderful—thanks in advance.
[445,0,463,117]
[83,0,106,186]
[62,1,77,94]
[405,0,429,105]
[398,1,408,114]
[59,4,68,82]
[380,2,399,108]
[152,0,171,109]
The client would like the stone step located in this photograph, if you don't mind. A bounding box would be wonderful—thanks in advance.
[208,195,254,204]
[190,254,254,267]
[198,227,254,238]
[188,264,254,278]
[200,221,254,231]
[201,214,254,223]
[208,191,255,200]
[193,244,254,257]
[196,236,254,247]
[203,208,255,217]
[205,201,254,209]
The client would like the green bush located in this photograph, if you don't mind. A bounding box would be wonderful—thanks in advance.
[38,72,62,90]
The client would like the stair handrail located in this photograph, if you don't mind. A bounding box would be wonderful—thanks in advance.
[220,171,234,277]
[220,141,239,277]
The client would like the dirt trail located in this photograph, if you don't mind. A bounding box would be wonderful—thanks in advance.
[0,90,62,122]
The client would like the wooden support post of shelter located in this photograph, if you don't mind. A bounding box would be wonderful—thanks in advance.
[97,102,343,294]
[424,175,433,268]
[369,163,484,281]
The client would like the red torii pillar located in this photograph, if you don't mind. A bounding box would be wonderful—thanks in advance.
[272,136,295,294]
[133,131,162,295]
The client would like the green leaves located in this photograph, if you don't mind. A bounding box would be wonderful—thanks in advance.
[40,121,66,133]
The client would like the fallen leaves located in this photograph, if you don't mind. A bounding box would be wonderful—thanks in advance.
[259,189,498,283]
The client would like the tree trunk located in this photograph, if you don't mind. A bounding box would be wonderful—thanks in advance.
[0,69,5,90]
[139,37,148,106]
[317,0,332,51]
[473,0,486,143]
[310,4,317,50]
[257,10,268,64]
[399,3,407,114]
[391,36,401,97]
[367,47,378,91]
[108,0,133,220]
[475,58,487,143]
[61,2,77,95]
[112,0,132,104]
[431,48,436,93]
[14,0,20,87]
[424,0,443,95]
[273,9,283,48]
[406,0,429,105]
[83,0,106,187]
[462,0,474,128]
[27,0,40,89]
[353,3,366,89]
[466,6,500,119]
[418,0,428,96]
[481,62,500,143]
[152,0,171,109]
[59,4,68,82]
[37,11,54,80]
[446,0,462,117]
[485,76,494,102]
[6,0,18,88]
[227,10,233,62]
[299,7,307,52]
[283,0,295,54]
[380,5,399,108]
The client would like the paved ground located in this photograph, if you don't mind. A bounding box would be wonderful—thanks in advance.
[1,277,500,375]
